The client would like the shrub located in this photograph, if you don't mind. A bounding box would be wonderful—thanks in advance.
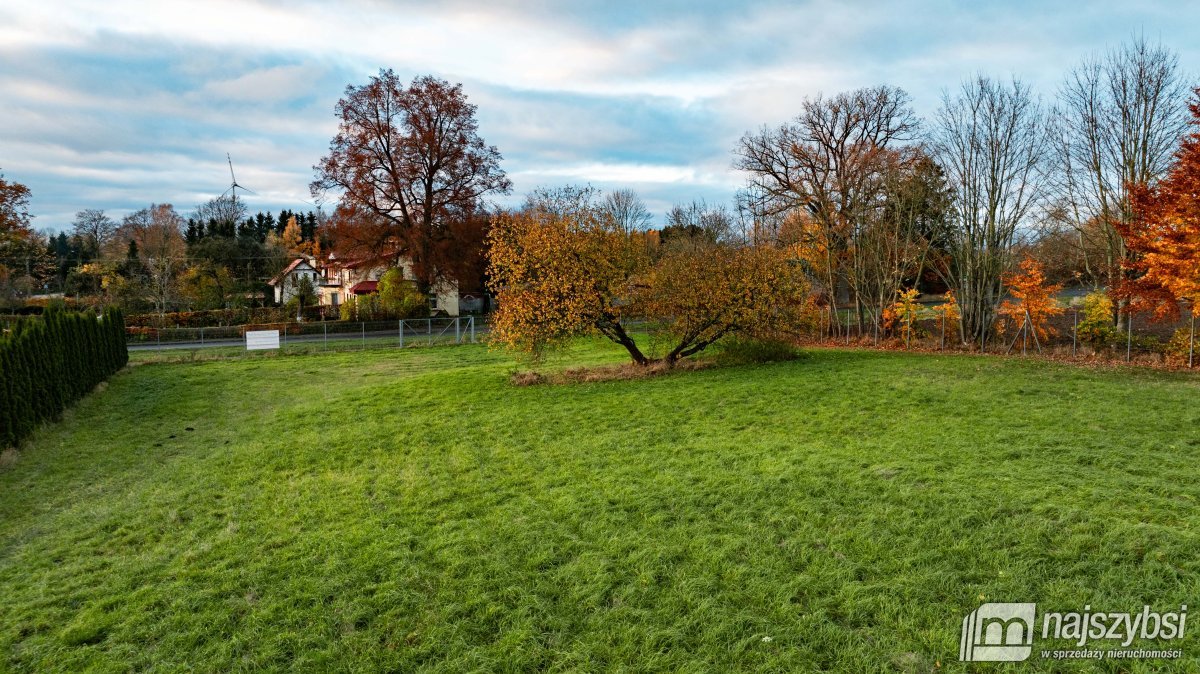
[378,269,430,318]
[884,288,923,344]
[1077,291,1119,347]
[932,290,961,343]
[0,308,127,450]
[1164,327,1197,366]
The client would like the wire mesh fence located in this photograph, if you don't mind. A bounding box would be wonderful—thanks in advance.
[126,316,482,358]
[807,304,1197,367]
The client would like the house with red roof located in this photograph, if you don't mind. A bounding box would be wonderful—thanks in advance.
[308,254,461,315]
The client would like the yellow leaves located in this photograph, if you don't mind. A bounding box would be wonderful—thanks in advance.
[885,288,921,342]
[488,207,812,362]
[487,209,633,358]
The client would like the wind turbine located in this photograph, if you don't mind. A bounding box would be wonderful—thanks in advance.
[222,153,255,213]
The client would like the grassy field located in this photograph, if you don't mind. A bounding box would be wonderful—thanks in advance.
[2,340,1199,671]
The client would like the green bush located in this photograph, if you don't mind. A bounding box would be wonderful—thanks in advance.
[378,269,430,319]
[1077,291,1119,347]
[337,272,431,322]
[0,308,127,450]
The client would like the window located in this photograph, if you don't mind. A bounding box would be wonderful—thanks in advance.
[331,293,340,307]
[428,294,439,310]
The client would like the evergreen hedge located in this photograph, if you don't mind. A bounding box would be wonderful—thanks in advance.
[0,307,127,449]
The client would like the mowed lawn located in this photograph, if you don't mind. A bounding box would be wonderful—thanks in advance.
[2,341,1200,672]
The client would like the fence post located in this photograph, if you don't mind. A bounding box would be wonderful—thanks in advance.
[200,326,204,346]
[324,322,327,350]
[1126,311,1133,362]
[455,317,460,343]
[470,316,475,343]
[1026,307,1041,354]
[156,327,161,351]
[1189,308,1196,369]
[362,321,366,348]
[1072,309,1077,357]
[400,320,405,348]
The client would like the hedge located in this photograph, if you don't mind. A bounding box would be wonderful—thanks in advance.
[124,306,333,329]
[0,307,127,450]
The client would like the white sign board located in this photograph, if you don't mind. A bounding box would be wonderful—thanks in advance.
[246,330,280,350]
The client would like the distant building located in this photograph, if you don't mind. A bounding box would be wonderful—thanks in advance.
[267,258,321,305]
[314,254,460,316]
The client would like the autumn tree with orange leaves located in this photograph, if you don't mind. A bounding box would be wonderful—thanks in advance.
[1118,89,1200,321]
[488,205,810,366]
[312,71,510,292]
[631,244,810,363]
[0,171,50,301]
[487,206,651,364]
[999,257,1064,344]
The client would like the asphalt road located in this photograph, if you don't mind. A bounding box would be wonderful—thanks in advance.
[127,326,485,351]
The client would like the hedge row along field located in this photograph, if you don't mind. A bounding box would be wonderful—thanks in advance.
[0,307,127,449]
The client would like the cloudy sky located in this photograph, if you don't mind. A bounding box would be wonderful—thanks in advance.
[2,0,1197,232]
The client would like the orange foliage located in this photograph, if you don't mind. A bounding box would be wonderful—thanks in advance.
[280,216,302,252]
[487,207,649,363]
[487,207,810,366]
[631,244,811,362]
[999,257,1064,342]
[932,289,961,341]
[883,288,920,343]
[1118,88,1200,319]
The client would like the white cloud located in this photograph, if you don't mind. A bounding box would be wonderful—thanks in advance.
[517,162,733,186]
[2,0,1198,228]
[200,65,319,103]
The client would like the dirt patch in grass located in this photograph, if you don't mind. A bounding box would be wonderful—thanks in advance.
[0,449,18,470]
[511,358,713,386]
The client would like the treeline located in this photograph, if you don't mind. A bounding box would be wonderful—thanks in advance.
[729,36,1195,345]
[16,201,330,316]
[184,208,323,246]
[0,307,127,449]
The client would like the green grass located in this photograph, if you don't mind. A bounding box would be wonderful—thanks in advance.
[2,340,1200,672]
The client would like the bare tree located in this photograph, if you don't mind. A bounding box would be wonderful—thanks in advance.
[735,85,918,332]
[933,76,1049,346]
[71,209,116,255]
[193,194,246,238]
[522,184,600,218]
[852,147,953,332]
[121,205,186,316]
[661,200,735,249]
[1050,36,1190,317]
[600,188,653,232]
